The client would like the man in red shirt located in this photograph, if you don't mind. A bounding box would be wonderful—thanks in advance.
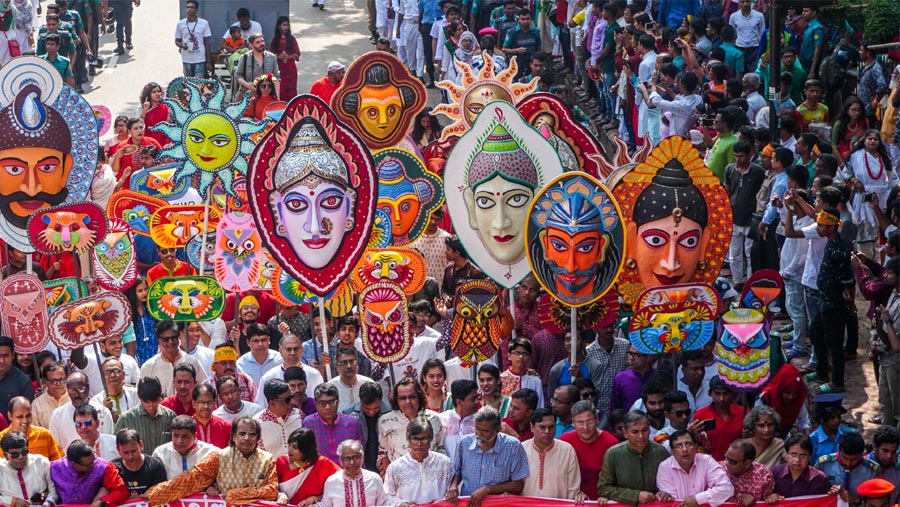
[161,363,198,416]
[692,377,746,460]
[146,246,195,285]
[501,388,538,442]
[560,400,620,500]
[192,383,232,448]
[309,61,345,103]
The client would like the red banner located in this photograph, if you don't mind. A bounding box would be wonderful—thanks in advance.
[55,494,837,507]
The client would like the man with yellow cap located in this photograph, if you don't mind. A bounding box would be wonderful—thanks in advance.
[784,205,853,395]
[229,295,262,355]
[857,478,895,507]
[203,343,258,403]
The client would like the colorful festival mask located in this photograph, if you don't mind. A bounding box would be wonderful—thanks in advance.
[373,149,443,245]
[27,202,107,255]
[147,276,226,321]
[517,93,605,177]
[435,53,537,139]
[0,274,50,354]
[350,248,427,295]
[612,136,733,304]
[326,280,355,319]
[43,277,88,313]
[151,80,267,197]
[526,172,625,307]
[106,190,168,238]
[537,292,619,334]
[271,265,319,305]
[450,279,503,364]
[636,283,722,317]
[629,301,715,354]
[740,269,785,315]
[248,95,377,295]
[257,250,277,291]
[93,218,138,291]
[186,231,216,275]
[717,308,770,390]
[423,136,459,177]
[215,212,263,292]
[331,52,427,150]
[0,57,99,252]
[49,292,132,349]
[150,205,221,249]
[130,163,190,201]
[92,104,112,138]
[368,209,393,248]
[359,281,411,364]
[444,101,564,287]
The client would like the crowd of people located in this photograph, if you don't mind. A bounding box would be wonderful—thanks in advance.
[1,0,900,506]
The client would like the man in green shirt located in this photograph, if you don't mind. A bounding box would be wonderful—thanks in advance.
[598,411,671,505]
[39,34,76,87]
[703,108,739,182]
[115,376,176,455]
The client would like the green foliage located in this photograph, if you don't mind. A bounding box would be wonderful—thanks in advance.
[827,0,900,43]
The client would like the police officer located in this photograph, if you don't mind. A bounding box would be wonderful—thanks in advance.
[816,432,879,507]
[501,7,540,80]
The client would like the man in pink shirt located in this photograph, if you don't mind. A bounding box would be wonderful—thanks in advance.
[656,430,735,507]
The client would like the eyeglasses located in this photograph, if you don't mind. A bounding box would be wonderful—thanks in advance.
[282,347,301,353]
[68,385,88,393]
[103,368,124,376]
[725,456,745,465]
[316,399,339,407]
[673,409,692,418]
[158,334,179,342]
[7,450,28,459]
[47,378,66,385]
[510,350,530,357]
[672,441,697,449]
[74,420,95,429]
[337,359,357,367]
[550,397,571,405]
[159,248,176,254]
[340,454,362,463]
[237,431,258,438]
[409,436,431,444]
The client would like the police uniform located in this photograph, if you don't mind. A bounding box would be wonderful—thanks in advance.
[867,453,900,505]
[857,477,896,507]
[817,453,879,505]
[502,24,540,78]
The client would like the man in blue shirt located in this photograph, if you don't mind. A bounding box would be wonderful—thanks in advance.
[502,9,540,81]
[810,393,855,461]
[447,407,529,507]
[39,34,76,87]
[816,432,879,506]
[799,5,825,77]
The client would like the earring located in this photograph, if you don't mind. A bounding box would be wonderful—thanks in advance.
[625,258,637,270]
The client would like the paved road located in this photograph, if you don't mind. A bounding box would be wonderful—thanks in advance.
[82,0,375,119]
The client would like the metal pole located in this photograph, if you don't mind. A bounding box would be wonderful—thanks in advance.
[318,298,332,381]
[768,0,781,137]
[570,306,577,365]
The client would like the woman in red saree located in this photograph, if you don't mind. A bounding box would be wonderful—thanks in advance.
[110,118,162,189]
[271,16,300,101]
[139,82,172,147]
[275,428,341,506]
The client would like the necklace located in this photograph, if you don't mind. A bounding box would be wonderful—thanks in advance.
[864,151,884,181]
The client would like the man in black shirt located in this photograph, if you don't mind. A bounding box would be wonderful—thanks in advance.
[342,381,390,472]
[112,429,168,498]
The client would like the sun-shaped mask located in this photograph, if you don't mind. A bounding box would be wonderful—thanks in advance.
[151,80,267,197]
[434,52,538,140]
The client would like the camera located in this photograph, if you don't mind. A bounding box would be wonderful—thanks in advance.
[864,193,874,202]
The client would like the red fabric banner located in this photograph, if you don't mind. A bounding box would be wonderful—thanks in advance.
[56,494,837,507]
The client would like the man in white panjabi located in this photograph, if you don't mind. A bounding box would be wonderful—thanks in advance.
[319,440,385,507]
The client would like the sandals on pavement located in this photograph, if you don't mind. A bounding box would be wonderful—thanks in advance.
[815,384,846,394]
[805,372,828,383]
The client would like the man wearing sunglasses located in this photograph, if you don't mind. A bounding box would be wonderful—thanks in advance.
[0,431,56,507]
[254,380,302,458]
[75,404,118,461]
[721,439,775,507]
[654,391,692,451]
[146,245,195,285]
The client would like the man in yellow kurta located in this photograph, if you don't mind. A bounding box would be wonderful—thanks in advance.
[0,397,64,462]
[145,416,278,505]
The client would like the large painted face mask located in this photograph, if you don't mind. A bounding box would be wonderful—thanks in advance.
[739,269,785,316]
[49,293,132,349]
[373,149,443,245]
[28,203,107,255]
[249,96,376,296]
[214,212,262,292]
[717,308,771,390]
[527,172,625,307]
[0,59,98,252]
[130,163,190,200]
[0,274,50,354]
[147,276,226,321]
[444,101,563,287]
[93,218,138,291]
[359,281,411,364]
[450,279,503,364]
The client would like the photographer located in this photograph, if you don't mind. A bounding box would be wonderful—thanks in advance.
[702,107,738,182]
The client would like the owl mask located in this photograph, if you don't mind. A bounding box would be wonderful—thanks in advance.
[359,282,411,364]
[0,274,50,354]
[214,212,263,292]
[93,218,138,291]
[450,279,502,364]
[717,308,771,391]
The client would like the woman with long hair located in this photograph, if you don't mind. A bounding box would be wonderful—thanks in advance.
[124,275,158,365]
[245,74,278,121]
[845,129,898,256]
[830,95,867,166]
[275,428,340,506]
[138,82,172,147]
[110,117,162,188]
[411,107,443,148]
[420,358,451,412]
[476,364,509,416]
[271,16,300,101]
